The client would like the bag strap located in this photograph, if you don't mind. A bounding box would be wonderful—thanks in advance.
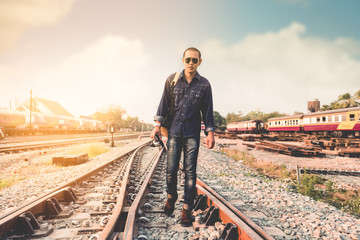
[169,71,181,113]
[163,72,181,128]
[171,72,181,87]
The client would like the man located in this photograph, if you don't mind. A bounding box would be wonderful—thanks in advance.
[151,47,215,227]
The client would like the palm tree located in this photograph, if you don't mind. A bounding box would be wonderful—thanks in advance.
[354,89,360,100]
[331,92,360,109]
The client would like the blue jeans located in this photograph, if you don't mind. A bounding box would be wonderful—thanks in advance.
[166,135,200,207]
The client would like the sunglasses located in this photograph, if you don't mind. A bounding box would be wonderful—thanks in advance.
[184,57,199,64]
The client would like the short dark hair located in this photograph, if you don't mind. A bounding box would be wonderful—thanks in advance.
[183,47,201,59]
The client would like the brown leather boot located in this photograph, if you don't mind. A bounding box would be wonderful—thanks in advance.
[180,207,193,227]
[164,195,177,217]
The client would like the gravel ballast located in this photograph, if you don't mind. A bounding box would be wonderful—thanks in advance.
[1,136,360,239]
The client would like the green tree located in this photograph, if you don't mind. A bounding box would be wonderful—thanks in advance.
[319,104,331,111]
[354,89,360,100]
[92,104,126,130]
[261,111,287,122]
[226,111,243,123]
[293,111,304,115]
[123,115,142,131]
[331,92,359,109]
[246,110,264,121]
[213,111,226,128]
[319,90,360,110]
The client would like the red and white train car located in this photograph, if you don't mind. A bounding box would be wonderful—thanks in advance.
[302,106,360,137]
[227,120,263,133]
[267,115,303,132]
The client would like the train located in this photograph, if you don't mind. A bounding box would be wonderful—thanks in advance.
[227,106,360,138]
[0,109,107,138]
[227,120,264,134]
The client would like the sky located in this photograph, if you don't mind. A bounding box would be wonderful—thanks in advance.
[1,0,359,123]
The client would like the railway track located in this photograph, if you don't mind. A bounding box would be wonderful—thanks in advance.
[0,133,135,145]
[0,133,146,154]
[0,140,273,240]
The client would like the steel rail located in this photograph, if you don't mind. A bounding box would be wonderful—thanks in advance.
[300,168,360,177]
[122,147,164,240]
[0,186,74,238]
[0,140,150,222]
[0,141,152,239]
[196,179,274,240]
[0,133,146,153]
[98,143,152,239]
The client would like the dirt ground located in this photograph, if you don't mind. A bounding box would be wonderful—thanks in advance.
[214,137,360,172]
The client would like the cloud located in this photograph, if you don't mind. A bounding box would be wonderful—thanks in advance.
[0,0,75,53]
[200,22,360,116]
[35,35,151,118]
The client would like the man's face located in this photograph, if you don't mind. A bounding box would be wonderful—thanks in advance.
[182,50,202,74]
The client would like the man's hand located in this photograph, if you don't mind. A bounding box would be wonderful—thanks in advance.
[206,131,215,149]
[151,126,161,141]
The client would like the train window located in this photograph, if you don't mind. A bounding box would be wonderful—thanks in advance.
[317,117,320,123]
[341,114,346,121]
[358,115,360,121]
[349,114,355,121]
[334,115,339,122]
[322,116,326,122]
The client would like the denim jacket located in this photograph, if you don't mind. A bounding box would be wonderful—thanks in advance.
[154,70,215,137]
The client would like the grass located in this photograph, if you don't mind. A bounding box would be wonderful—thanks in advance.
[220,148,360,217]
[220,149,294,179]
[66,142,108,158]
[0,177,24,190]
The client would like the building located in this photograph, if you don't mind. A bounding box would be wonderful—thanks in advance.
[16,97,74,117]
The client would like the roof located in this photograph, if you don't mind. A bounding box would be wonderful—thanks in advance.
[16,97,74,117]
[36,98,74,117]
[304,106,360,117]
[268,106,360,121]
[227,120,261,124]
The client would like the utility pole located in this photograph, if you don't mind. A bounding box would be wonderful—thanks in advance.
[29,90,32,130]
[9,100,11,110]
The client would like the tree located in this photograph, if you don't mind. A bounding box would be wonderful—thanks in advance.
[319,104,331,111]
[123,115,142,131]
[354,89,360,100]
[293,111,304,115]
[330,92,359,109]
[213,111,226,128]
[226,111,243,123]
[261,111,287,122]
[320,90,360,110]
[246,110,264,121]
[92,104,126,130]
